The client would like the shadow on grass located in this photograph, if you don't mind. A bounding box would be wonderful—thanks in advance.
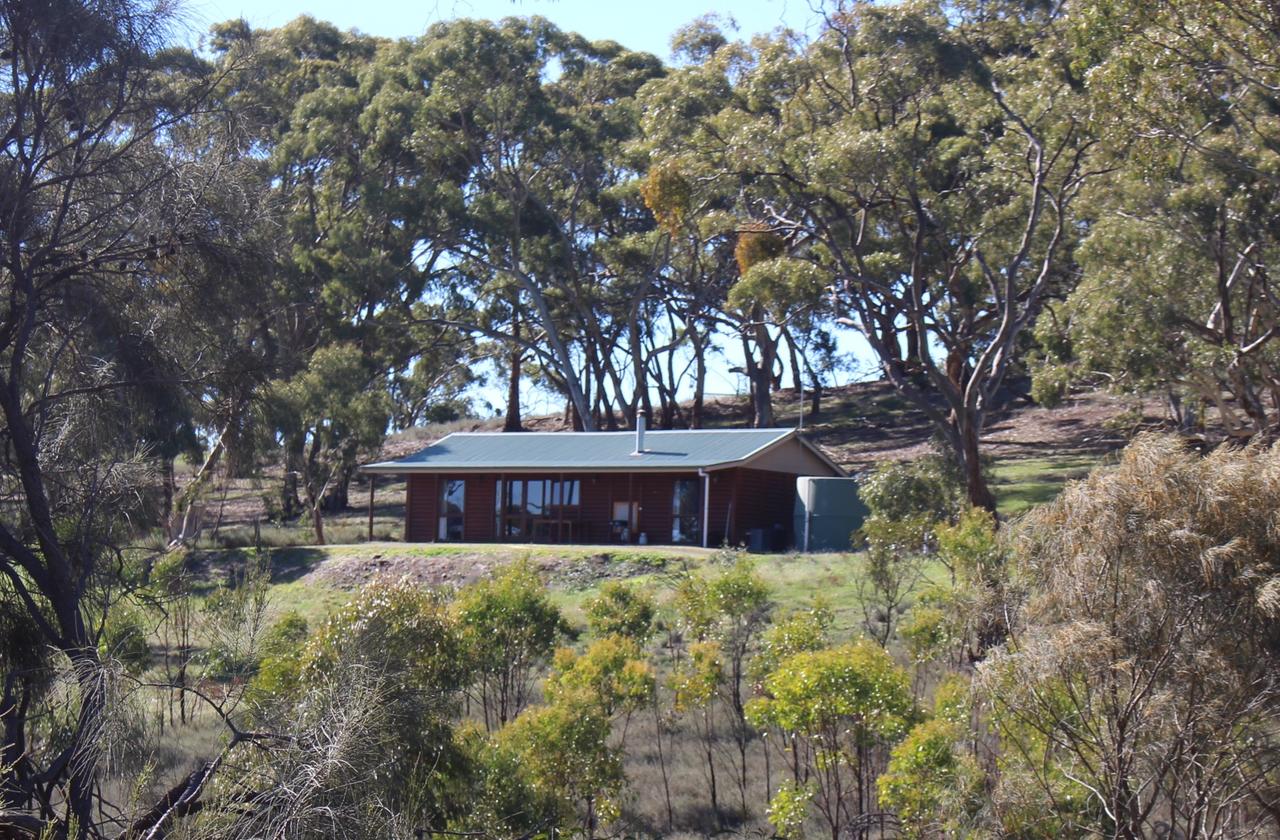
[267,547,327,584]
[996,482,1068,515]
[187,546,327,590]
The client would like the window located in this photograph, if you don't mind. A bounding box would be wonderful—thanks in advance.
[438,479,465,541]
[497,478,582,542]
[672,478,702,545]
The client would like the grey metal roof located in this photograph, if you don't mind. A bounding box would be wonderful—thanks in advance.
[363,428,805,473]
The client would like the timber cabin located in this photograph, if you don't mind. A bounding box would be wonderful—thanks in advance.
[362,420,845,549]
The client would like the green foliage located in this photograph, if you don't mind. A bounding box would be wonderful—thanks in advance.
[440,723,557,838]
[583,581,656,643]
[200,550,272,679]
[932,674,972,727]
[766,780,815,840]
[261,611,309,659]
[453,561,569,727]
[899,602,953,664]
[303,582,467,707]
[246,649,304,710]
[747,641,915,742]
[935,506,1003,585]
[546,635,655,718]
[670,640,723,712]
[1029,358,1072,408]
[498,696,624,833]
[673,558,772,643]
[246,612,311,707]
[858,515,931,644]
[860,455,965,524]
[750,595,833,683]
[877,718,982,838]
[728,257,826,317]
[749,640,916,839]
[98,607,152,674]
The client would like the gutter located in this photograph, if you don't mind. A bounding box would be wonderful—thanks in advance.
[698,467,711,549]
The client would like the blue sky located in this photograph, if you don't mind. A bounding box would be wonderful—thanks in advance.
[186,0,823,59]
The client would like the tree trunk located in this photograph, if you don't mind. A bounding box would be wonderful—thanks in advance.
[311,503,326,546]
[504,313,524,432]
[959,414,996,513]
[514,275,595,430]
[691,328,707,429]
[282,434,305,520]
[161,457,175,534]
[320,465,351,513]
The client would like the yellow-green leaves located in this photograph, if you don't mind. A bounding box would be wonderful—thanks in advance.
[302,582,466,699]
[547,635,655,717]
[766,780,816,840]
[877,717,982,838]
[671,640,723,713]
[583,580,656,643]
[746,640,914,742]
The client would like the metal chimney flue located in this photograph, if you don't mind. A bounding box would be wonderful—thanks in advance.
[633,410,647,455]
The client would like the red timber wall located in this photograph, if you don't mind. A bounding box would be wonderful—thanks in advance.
[404,468,801,548]
[405,474,498,542]
[404,475,436,542]
[705,468,799,549]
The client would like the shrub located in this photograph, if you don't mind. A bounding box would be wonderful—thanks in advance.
[859,454,965,524]
[748,641,915,840]
[303,582,468,710]
[498,696,623,835]
[766,780,815,840]
[877,718,982,838]
[453,560,568,729]
[899,603,952,664]
[750,595,833,684]
[546,635,655,718]
[935,506,1003,585]
[99,607,152,673]
[583,581,656,643]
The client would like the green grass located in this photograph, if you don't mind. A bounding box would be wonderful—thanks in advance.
[231,543,913,637]
[991,454,1103,516]
[266,577,350,619]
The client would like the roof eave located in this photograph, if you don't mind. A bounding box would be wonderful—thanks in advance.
[360,463,727,475]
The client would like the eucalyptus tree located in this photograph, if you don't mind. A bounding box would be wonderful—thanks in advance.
[0,0,281,833]
[206,20,478,524]
[413,18,664,431]
[1041,0,1280,436]
[651,3,1092,506]
[634,157,738,428]
[636,28,804,429]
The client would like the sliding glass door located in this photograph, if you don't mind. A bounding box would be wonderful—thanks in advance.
[671,478,701,545]
[437,479,465,541]
[496,478,582,542]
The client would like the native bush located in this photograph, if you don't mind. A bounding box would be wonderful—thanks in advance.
[978,434,1280,836]
[547,635,655,720]
[859,455,966,524]
[583,581,657,643]
[748,641,915,840]
[453,560,569,729]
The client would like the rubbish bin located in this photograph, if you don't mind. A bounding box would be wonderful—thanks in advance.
[746,527,768,553]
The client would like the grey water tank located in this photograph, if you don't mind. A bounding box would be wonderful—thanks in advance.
[793,477,868,552]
